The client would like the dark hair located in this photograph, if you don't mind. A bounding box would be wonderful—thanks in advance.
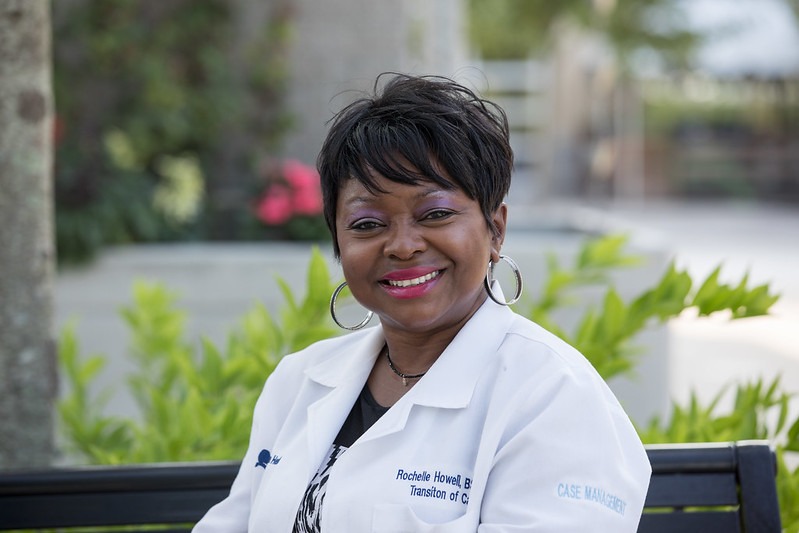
[317,73,514,257]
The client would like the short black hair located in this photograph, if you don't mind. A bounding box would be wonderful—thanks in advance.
[317,72,514,257]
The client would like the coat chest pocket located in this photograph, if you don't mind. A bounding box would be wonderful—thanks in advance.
[371,504,476,533]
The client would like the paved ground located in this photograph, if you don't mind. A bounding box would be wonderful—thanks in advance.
[568,199,799,418]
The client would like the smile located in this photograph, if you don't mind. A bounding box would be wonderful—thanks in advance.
[385,270,441,288]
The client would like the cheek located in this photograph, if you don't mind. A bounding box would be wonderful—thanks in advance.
[474,245,494,282]
[338,242,371,280]
[340,255,359,280]
[470,253,489,284]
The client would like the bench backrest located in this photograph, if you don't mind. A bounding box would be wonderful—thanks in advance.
[0,441,782,532]
[640,441,782,533]
[0,461,238,532]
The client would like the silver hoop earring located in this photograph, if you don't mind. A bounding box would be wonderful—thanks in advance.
[330,281,374,330]
[484,255,523,306]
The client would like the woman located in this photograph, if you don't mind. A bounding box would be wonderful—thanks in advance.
[194,73,651,532]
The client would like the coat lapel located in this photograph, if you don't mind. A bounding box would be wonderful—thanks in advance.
[298,297,516,455]
[303,327,384,477]
[412,300,515,408]
[357,299,516,444]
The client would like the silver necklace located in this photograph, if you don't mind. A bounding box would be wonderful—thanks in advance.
[385,346,426,386]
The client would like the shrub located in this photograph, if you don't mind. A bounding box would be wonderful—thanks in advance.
[52,1,293,264]
[59,247,339,463]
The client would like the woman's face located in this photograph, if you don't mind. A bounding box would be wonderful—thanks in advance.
[335,168,506,338]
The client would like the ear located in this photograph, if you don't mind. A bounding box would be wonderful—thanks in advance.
[489,203,508,263]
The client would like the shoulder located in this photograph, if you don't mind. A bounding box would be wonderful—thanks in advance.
[483,312,646,460]
[250,327,378,423]
[498,312,606,385]
[478,314,651,525]
[266,327,375,382]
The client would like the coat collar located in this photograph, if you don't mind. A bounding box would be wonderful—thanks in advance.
[303,295,516,410]
[303,326,385,388]
[409,298,515,409]
[300,295,516,457]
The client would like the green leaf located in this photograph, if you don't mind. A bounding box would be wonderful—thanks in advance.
[303,246,334,315]
[276,277,298,313]
[598,288,626,339]
[576,234,640,270]
[786,417,799,453]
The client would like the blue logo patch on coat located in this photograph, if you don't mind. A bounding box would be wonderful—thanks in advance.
[255,449,281,469]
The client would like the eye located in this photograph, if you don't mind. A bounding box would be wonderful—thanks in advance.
[349,219,382,231]
[423,209,454,221]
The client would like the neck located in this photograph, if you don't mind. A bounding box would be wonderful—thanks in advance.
[384,345,427,386]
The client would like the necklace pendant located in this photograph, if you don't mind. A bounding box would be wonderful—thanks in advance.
[402,377,409,387]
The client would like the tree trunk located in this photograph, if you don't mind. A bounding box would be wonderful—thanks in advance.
[0,0,57,469]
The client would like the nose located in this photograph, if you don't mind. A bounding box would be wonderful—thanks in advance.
[383,221,426,260]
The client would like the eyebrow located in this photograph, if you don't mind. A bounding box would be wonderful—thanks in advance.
[345,186,451,206]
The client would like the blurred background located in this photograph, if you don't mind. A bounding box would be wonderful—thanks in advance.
[45,0,799,263]
[2,0,798,471]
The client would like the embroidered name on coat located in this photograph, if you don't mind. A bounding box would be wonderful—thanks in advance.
[557,482,627,516]
[395,468,472,505]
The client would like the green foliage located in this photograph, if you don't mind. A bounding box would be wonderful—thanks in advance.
[58,247,340,464]
[779,447,799,532]
[467,0,700,67]
[639,378,794,444]
[53,1,293,265]
[519,234,779,379]
[639,377,799,530]
[55,172,165,264]
[58,326,130,459]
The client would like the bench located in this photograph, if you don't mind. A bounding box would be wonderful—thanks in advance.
[640,440,782,532]
[0,441,781,532]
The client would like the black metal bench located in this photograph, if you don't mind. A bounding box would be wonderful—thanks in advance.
[0,461,236,533]
[0,441,782,532]
[640,440,782,532]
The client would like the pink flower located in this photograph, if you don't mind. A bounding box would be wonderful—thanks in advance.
[292,184,323,215]
[256,184,293,225]
[282,159,319,189]
[255,159,324,230]
[279,159,323,216]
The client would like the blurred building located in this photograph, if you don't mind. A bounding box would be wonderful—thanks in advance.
[280,0,469,167]
[248,0,798,207]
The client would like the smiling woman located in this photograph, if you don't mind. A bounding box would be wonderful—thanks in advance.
[192,73,652,533]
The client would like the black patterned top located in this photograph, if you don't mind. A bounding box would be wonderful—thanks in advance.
[292,385,389,533]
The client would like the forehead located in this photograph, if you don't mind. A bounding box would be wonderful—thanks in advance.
[336,176,463,210]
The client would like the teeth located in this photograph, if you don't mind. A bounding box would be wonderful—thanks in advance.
[387,271,439,288]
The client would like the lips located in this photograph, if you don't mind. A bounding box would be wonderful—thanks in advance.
[385,270,440,288]
[379,268,443,298]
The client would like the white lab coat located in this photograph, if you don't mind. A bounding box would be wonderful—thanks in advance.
[193,297,651,532]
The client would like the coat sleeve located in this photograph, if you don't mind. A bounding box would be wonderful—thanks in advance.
[477,363,651,532]
[190,458,255,533]
[191,355,300,533]
[190,385,274,533]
